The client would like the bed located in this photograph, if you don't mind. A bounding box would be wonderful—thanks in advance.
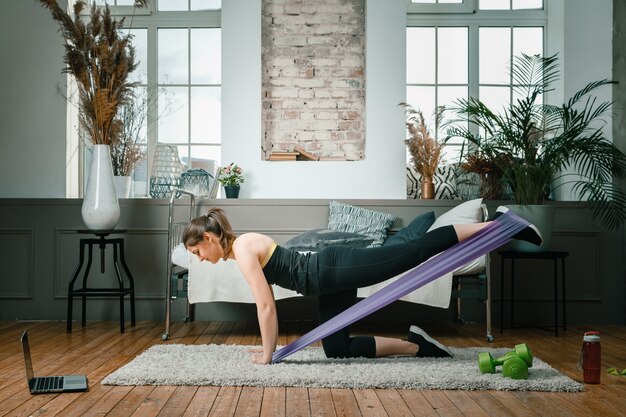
[162,191,493,342]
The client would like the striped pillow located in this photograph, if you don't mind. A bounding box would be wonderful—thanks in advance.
[327,201,396,247]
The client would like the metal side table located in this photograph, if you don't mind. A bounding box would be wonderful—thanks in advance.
[499,250,569,336]
[67,230,136,333]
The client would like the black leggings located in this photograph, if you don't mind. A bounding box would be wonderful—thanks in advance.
[315,225,458,358]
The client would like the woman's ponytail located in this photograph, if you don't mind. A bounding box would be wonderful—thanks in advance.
[183,208,237,255]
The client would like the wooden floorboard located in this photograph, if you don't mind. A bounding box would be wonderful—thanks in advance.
[0,320,625,417]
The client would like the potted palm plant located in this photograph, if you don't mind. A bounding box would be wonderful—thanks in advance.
[447,53,626,250]
[39,0,147,228]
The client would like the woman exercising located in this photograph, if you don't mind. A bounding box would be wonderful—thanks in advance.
[183,206,541,364]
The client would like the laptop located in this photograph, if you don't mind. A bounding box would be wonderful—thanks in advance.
[21,330,88,394]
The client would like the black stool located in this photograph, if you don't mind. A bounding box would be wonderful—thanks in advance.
[67,230,136,333]
[499,250,568,336]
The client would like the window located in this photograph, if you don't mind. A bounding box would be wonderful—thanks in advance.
[480,0,542,10]
[157,27,222,171]
[406,1,545,163]
[76,0,222,197]
[406,26,468,162]
[407,0,475,14]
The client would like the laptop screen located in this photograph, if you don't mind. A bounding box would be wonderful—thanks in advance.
[20,331,34,382]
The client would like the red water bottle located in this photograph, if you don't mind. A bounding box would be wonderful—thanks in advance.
[581,331,601,384]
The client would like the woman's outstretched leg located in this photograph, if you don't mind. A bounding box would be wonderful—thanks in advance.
[316,225,460,294]
[491,206,543,245]
[453,222,490,242]
[317,213,543,295]
[453,208,544,245]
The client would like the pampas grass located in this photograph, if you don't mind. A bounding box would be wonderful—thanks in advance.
[402,103,445,179]
[38,0,148,146]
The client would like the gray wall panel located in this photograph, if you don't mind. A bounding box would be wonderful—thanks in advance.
[0,199,623,325]
[0,229,33,299]
[124,229,169,299]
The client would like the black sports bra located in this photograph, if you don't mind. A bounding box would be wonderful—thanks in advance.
[261,245,320,296]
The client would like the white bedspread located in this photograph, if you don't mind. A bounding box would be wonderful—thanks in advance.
[172,244,485,309]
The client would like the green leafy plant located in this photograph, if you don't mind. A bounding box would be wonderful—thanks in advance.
[447,53,626,229]
[218,163,245,187]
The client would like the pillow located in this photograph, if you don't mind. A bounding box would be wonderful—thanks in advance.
[283,229,374,252]
[406,165,461,200]
[327,201,396,247]
[383,211,436,246]
[406,166,420,199]
[427,198,484,232]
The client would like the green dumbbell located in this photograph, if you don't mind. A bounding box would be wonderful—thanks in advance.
[478,343,534,372]
[478,343,533,380]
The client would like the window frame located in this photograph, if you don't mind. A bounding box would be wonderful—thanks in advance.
[68,1,221,198]
[406,0,476,15]
[406,4,548,162]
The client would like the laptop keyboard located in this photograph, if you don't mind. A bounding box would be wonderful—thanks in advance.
[34,376,63,391]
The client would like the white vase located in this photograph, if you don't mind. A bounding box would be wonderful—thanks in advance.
[114,175,132,199]
[82,144,121,230]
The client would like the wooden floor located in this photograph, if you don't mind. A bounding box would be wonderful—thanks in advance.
[1,320,625,417]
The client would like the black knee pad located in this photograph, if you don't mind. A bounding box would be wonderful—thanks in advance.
[322,339,349,358]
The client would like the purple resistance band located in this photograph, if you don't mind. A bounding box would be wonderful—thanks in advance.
[271,211,530,363]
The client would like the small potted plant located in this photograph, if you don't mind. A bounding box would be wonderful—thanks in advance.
[457,151,510,200]
[401,103,445,199]
[218,163,245,198]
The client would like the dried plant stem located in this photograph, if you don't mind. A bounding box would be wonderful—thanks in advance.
[39,0,142,146]
[402,103,445,179]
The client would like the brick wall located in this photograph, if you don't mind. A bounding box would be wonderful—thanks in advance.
[261,0,365,161]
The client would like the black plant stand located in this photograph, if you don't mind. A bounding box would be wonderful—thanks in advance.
[67,230,136,333]
[499,250,568,336]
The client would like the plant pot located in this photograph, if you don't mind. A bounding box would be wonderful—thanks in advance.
[114,175,132,199]
[420,177,435,199]
[224,185,240,199]
[82,145,120,230]
[505,204,555,252]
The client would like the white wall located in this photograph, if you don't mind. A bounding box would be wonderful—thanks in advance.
[564,0,613,96]
[0,0,616,199]
[222,0,407,199]
[552,0,613,201]
[0,0,67,198]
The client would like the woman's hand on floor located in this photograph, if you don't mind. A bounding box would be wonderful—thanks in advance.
[248,348,272,364]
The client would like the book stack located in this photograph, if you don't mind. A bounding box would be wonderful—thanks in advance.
[267,147,320,161]
[267,151,299,161]
[294,147,320,161]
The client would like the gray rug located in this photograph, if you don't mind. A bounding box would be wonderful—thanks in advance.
[103,344,583,392]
